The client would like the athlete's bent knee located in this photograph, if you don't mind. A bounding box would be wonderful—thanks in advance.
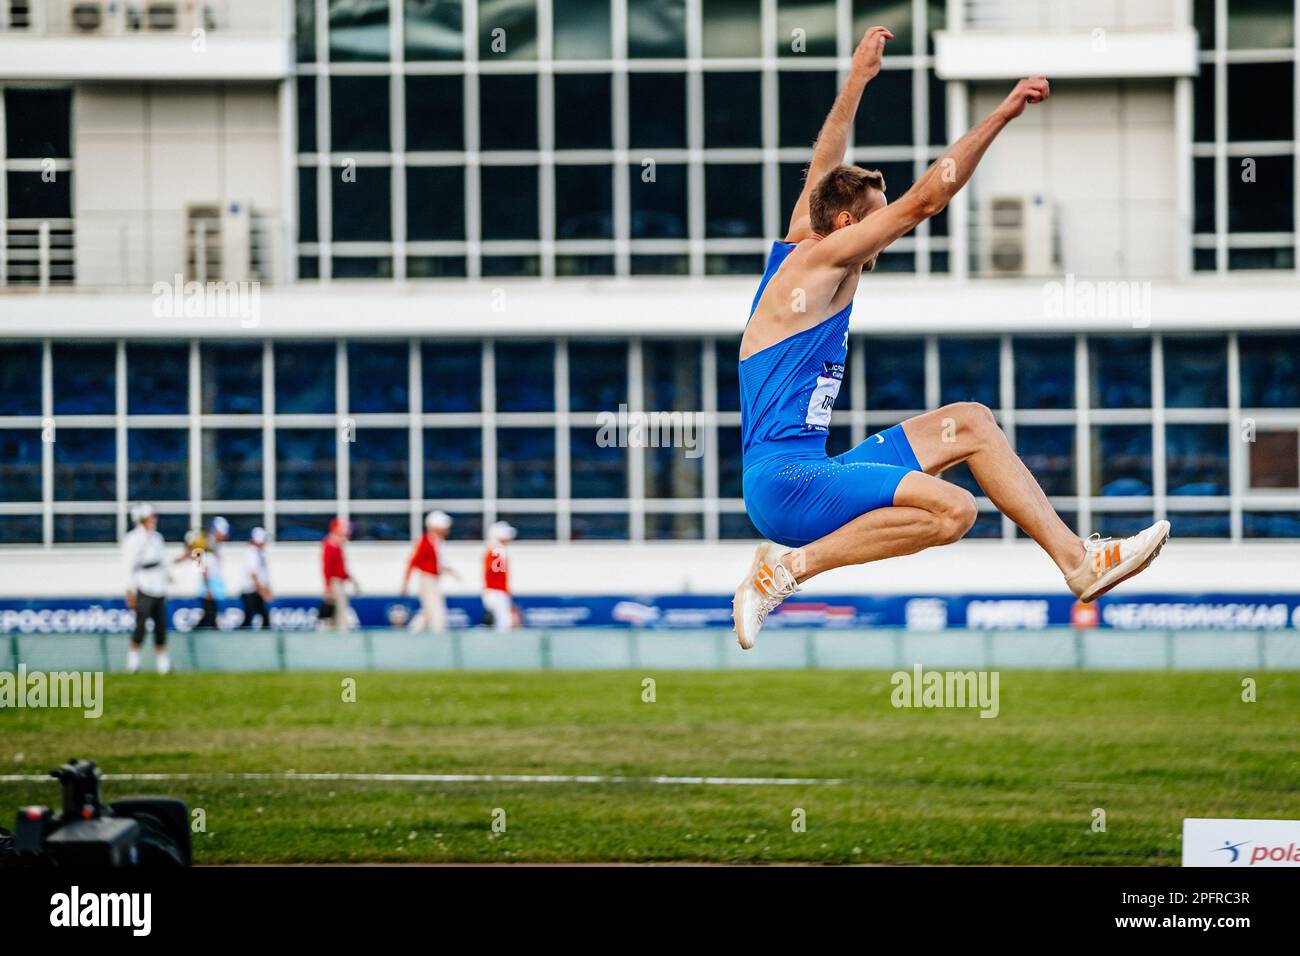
[936,489,978,544]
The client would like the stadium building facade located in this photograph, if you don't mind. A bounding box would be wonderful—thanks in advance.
[0,0,1297,599]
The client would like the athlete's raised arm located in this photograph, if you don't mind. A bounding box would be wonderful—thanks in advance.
[811,76,1050,269]
[783,26,893,243]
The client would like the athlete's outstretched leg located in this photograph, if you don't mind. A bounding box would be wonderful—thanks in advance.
[900,402,1083,574]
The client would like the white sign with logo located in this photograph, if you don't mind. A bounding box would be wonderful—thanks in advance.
[1182,818,1300,866]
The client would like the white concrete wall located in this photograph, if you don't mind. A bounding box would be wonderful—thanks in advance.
[971,79,1179,278]
[73,83,282,286]
[0,540,1296,599]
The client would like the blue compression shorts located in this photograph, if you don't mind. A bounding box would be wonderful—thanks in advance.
[742,423,923,548]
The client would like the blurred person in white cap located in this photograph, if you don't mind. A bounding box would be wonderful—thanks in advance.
[482,521,517,632]
[193,515,229,629]
[123,503,170,674]
[238,526,273,630]
[400,510,460,631]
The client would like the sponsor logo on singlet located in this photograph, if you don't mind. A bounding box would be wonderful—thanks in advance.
[805,360,844,429]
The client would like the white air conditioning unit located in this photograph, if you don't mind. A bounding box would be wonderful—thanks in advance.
[141,1,204,32]
[70,1,134,35]
[978,194,1056,277]
[185,201,252,283]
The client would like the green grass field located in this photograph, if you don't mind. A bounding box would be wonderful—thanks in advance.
[2,670,1297,864]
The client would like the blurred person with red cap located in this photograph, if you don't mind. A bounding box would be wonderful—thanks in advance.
[401,510,460,631]
[321,517,357,630]
[482,521,517,632]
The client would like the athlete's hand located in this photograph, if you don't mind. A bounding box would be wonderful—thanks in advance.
[996,76,1050,122]
[851,26,893,82]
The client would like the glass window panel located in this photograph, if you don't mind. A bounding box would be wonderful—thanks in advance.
[332,256,394,279]
[776,0,836,56]
[6,170,72,219]
[481,166,539,240]
[438,511,484,540]
[646,444,702,498]
[644,340,702,411]
[1167,511,1230,537]
[1249,429,1299,489]
[646,512,703,539]
[826,424,854,458]
[852,0,914,53]
[570,342,627,411]
[939,337,1000,407]
[1092,425,1153,496]
[1193,157,1214,233]
[555,74,612,149]
[202,429,263,500]
[1240,334,1300,407]
[54,515,117,544]
[424,427,482,497]
[872,250,914,273]
[277,513,334,542]
[628,0,686,57]
[128,429,188,501]
[297,76,317,153]
[716,340,741,412]
[482,255,541,276]
[556,254,615,276]
[496,512,556,539]
[480,74,538,150]
[496,341,555,412]
[963,512,1001,539]
[127,343,188,414]
[629,162,687,239]
[1193,65,1214,143]
[405,0,463,60]
[702,0,761,56]
[351,513,411,541]
[330,76,390,151]
[631,254,690,275]
[497,427,556,497]
[941,460,980,496]
[1163,335,1227,408]
[153,514,190,542]
[299,167,318,243]
[275,342,336,414]
[332,167,392,241]
[423,342,481,412]
[556,165,613,239]
[478,0,538,58]
[0,343,42,415]
[1016,425,1075,497]
[5,89,71,158]
[704,73,762,148]
[201,343,261,414]
[1227,63,1293,141]
[717,425,743,498]
[53,343,115,415]
[704,164,763,238]
[350,427,410,499]
[348,343,409,413]
[553,0,611,58]
[1227,0,1294,49]
[1228,155,1293,233]
[408,256,468,277]
[571,512,629,540]
[854,68,912,146]
[1243,511,1300,538]
[779,72,837,148]
[296,0,316,62]
[0,430,42,502]
[53,428,115,501]
[571,427,627,497]
[720,512,761,539]
[628,74,687,148]
[406,76,464,150]
[277,429,337,500]
[408,167,465,241]
[1090,511,1154,539]
[330,0,390,61]
[1228,247,1295,271]
[0,514,42,544]
[1166,424,1230,496]
[1089,336,1151,409]
[866,337,924,410]
[1193,0,1215,49]
[779,161,808,229]
[928,69,946,145]
[1014,337,1075,410]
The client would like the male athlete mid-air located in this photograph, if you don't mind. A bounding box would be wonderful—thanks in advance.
[732,26,1170,649]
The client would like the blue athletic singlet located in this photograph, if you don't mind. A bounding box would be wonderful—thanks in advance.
[739,240,923,548]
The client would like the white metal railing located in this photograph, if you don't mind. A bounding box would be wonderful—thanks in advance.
[1,207,287,290]
[0,0,285,36]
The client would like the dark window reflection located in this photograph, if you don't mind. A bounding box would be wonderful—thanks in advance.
[704,164,762,238]
[128,429,188,501]
[275,342,336,413]
[424,427,482,497]
[351,427,410,499]
[496,341,555,412]
[556,165,613,239]
[277,429,337,500]
[629,73,687,148]
[704,72,761,148]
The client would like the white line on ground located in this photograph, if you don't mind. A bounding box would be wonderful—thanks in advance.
[0,771,844,786]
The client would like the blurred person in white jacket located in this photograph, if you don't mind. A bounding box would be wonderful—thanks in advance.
[123,503,170,674]
[239,526,273,629]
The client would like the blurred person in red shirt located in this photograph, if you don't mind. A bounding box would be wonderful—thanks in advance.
[482,521,516,631]
[321,517,356,631]
[401,510,460,631]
